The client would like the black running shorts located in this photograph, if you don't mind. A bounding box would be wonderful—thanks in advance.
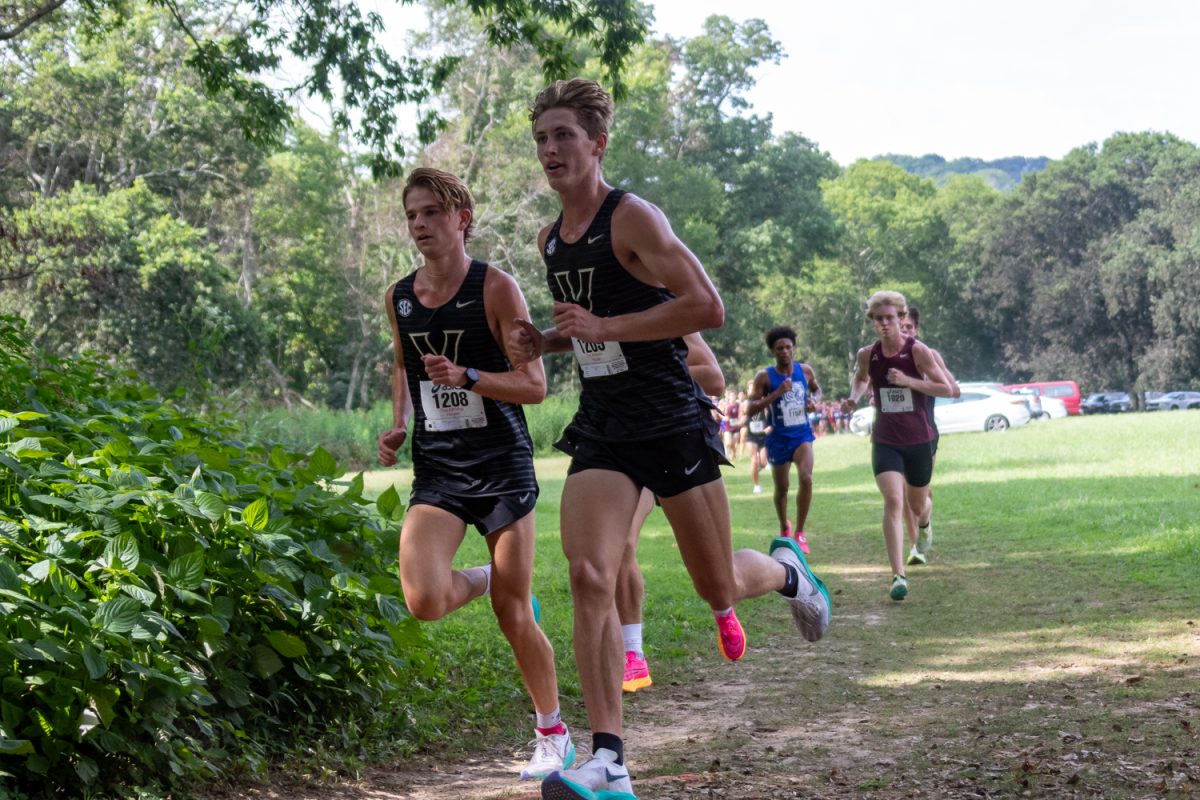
[556,427,726,498]
[871,441,935,487]
[408,486,538,536]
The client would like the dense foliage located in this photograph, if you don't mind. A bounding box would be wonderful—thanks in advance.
[0,316,436,798]
[1,0,647,176]
[3,1,1199,412]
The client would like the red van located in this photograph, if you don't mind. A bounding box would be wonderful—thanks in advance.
[1003,381,1082,416]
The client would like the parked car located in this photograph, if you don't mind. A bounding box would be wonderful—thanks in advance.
[1145,391,1200,411]
[1009,387,1068,419]
[1081,392,1133,414]
[1004,380,1082,415]
[849,385,1032,435]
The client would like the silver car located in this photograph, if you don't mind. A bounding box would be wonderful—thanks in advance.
[1145,391,1200,411]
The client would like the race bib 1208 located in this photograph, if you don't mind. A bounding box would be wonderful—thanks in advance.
[572,338,629,378]
[420,380,487,431]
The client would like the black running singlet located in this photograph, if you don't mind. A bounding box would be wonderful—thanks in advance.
[542,189,706,441]
[391,261,537,495]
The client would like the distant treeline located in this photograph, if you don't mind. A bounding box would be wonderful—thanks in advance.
[879,154,1052,191]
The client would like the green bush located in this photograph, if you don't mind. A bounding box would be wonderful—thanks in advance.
[0,317,435,798]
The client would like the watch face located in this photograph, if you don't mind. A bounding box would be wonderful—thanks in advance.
[467,368,480,382]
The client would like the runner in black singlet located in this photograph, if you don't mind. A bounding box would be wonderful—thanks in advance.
[511,79,831,800]
[377,168,574,782]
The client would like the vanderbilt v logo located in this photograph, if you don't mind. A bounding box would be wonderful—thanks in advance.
[408,329,465,362]
[551,268,596,312]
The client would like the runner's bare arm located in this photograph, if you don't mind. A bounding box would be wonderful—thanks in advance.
[549,196,722,343]
[378,283,413,466]
[848,347,872,408]
[931,348,961,398]
[423,268,548,405]
[743,369,787,417]
[683,331,724,396]
[888,342,954,398]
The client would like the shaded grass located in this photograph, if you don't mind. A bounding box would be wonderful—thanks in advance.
[361,412,1200,797]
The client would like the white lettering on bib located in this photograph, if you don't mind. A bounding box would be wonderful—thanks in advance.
[420,380,487,431]
[572,338,628,378]
[881,387,914,413]
[749,419,765,434]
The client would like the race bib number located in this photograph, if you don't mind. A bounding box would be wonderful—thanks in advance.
[881,387,914,413]
[749,419,765,434]
[780,393,807,427]
[420,380,487,431]
[572,338,628,378]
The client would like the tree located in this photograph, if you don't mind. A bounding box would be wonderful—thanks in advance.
[971,132,1200,396]
[0,181,260,396]
[2,0,649,176]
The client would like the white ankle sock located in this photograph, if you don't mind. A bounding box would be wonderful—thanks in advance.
[621,623,643,656]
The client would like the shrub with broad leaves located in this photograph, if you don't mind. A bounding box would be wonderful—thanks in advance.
[0,316,429,797]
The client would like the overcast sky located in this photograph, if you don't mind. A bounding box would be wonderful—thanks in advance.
[346,0,1199,166]
[648,0,1200,164]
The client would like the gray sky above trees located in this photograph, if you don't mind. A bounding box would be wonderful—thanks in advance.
[355,0,1200,165]
[651,0,1200,163]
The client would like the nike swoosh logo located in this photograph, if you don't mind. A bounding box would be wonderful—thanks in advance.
[605,769,626,782]
[587,234,604,244]
[518,493,531,504]
[456,299,477,308]
[684,459,702,475]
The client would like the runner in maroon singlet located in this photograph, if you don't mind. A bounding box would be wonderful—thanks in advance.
[848,291,954,601]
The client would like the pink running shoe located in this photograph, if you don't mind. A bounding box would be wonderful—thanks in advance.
[622,650,652,692]
[793,529,811,555]
[715,610,747,661]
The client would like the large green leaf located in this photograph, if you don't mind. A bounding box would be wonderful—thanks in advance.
[94,596,141,634]
[103,533,140,572]
[249,644,284,678]
[0,738,34,755]
[194,491,226,522]
[265,630,308,658]
[376,484,402,520]
[166,550,205,590]
[242,497,269,531]
[5,437,53,458]
[308,446,338,478]
[81,646,108,680]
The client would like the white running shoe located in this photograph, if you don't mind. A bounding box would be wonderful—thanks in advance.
[917,521,933,554]
[752,484,763,495]
[540,747,637,800]
[521,726,576,780]
[769,536,831,642]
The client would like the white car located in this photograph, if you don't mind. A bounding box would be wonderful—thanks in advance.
[849,384,1033,435]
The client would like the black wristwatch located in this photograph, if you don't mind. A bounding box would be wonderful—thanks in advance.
[462,367,480,391]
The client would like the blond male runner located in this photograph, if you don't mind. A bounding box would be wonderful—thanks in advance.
[848,291,953,601]
[377,168,574,781]
[509,79,830,800]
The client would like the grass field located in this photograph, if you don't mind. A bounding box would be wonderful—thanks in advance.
[356,412,1199,798]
